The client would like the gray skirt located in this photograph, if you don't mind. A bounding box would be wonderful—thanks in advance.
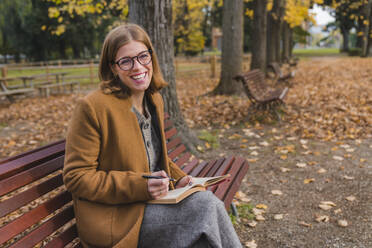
[138,191,242,248]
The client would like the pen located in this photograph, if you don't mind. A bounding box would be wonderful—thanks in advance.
[142,175,175,182]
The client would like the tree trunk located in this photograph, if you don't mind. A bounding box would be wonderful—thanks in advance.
[212,0,244,95]
[129,0,198,153]
[367,6,372,56]
[267,0,282,65]
[340,27,350,52]
[282,22,291,62]
[361,0,372,57]
[250,0,267,72]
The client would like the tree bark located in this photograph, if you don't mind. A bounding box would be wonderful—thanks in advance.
[250,0,267,72]
[361,0,372,57]
[267,0,282,65]
[212,0,244,95]
[340,26,350,52]
[128,0,198,153]
[282,22,291,62]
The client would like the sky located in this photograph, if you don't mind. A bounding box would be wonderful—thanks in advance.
[310,4,335,26]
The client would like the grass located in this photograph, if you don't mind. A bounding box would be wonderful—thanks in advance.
[229,203,255,224]
[293,48,344,57]
[198,129,220,149]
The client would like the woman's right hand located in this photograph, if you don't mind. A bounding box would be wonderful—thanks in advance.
[147,170,169,199]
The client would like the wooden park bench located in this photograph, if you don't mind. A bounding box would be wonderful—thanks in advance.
[0,113,249,247]
[267,62,295,84]
[0,81,35,103]
[36,81,80,98]
[234,69,289,120]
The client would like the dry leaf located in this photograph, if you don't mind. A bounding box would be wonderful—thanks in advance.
[337,219,348,227]
[333,156,344,161]
[334,208,342,214]
[343,175,355,180]
[271,190,283,196]
[296,162,307,168]
[245,240,257,248]
[317,168,327,174]
[274,214,284,220]
[253,208,265,215]
[247,221,257,228]
[315,215,330,223]
[304,178,315,184]
[259,141,269,146]
[320,201,337,207]
[255,215,265,221]
[280,155,287,160]
[250,151,259,156]
[319,204,333,211]
[299,221,311,227]
[255,204,268,210]
[280,167,291,172]
[345,195,356,202]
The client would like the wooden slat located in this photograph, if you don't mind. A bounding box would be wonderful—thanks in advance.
[0,174,63,218]
[0,155,64,197]
[164,119,173,130]
[168,144,186,160]
[190,160,214,177]
[166,137,182,151]
[203,158,227,177]
[175,152,191,167]
[11,206,74,248]
[207,157,235,193]
[44,224,78,248]
[181,158,199,174]
[221,159,249,209]
[0,141,65,180]
[165,128,177,140]
[0,191,72,244]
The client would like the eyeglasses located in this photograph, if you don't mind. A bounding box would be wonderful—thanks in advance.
[113,49,152,71]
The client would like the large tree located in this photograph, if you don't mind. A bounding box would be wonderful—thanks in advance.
[212,0,244,95]
[128,0,198,151]
[250,0,267,72]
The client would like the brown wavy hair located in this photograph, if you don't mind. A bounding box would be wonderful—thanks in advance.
[99,23,167,97]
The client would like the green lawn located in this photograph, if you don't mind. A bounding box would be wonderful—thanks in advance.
[293,48,343,57]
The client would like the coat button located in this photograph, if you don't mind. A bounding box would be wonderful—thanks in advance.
[144,123,150,129]
[146,141,151,147]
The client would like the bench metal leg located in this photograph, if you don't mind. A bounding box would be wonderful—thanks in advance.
[230,202,240,221]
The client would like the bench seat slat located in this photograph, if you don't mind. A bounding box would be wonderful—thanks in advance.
[175,152,192,168]
[0,191,72,244]
[0,174,63,218]
[164,127,177,140]
[189,160,212,177]
[11,206,74,248]
[0,156,64,197]
[214,157,249,209]
[0,141,65,180]
[166,136,182,151]
[168,144,186,160]
[164,119,173,130]
[203,158,226,178]
[181,158,199,174]
[208,157,235,193]
[44,224,78,248]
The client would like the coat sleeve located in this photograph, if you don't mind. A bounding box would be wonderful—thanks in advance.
[63,98,152,205]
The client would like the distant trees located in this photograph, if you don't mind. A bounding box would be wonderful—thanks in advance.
[322,0,372,57]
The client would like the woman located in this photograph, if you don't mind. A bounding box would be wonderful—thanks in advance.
[64,23,242,248]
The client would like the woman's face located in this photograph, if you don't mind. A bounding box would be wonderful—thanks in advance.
[112,40,153,95]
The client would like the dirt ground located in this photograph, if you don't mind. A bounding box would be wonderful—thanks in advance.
[0,57,371,247]
[196,124,372,248]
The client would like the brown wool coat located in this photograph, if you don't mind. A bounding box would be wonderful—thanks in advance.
[63,90,187,248]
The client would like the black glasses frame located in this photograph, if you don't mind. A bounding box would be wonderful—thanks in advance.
[113,49,153,71]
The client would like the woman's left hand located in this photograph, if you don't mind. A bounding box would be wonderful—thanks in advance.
[175,175,193,189]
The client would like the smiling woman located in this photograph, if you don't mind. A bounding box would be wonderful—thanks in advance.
[63,23,242,248]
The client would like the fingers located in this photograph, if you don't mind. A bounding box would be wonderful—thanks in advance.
[147,171,169,199]
[151,170,168,178]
